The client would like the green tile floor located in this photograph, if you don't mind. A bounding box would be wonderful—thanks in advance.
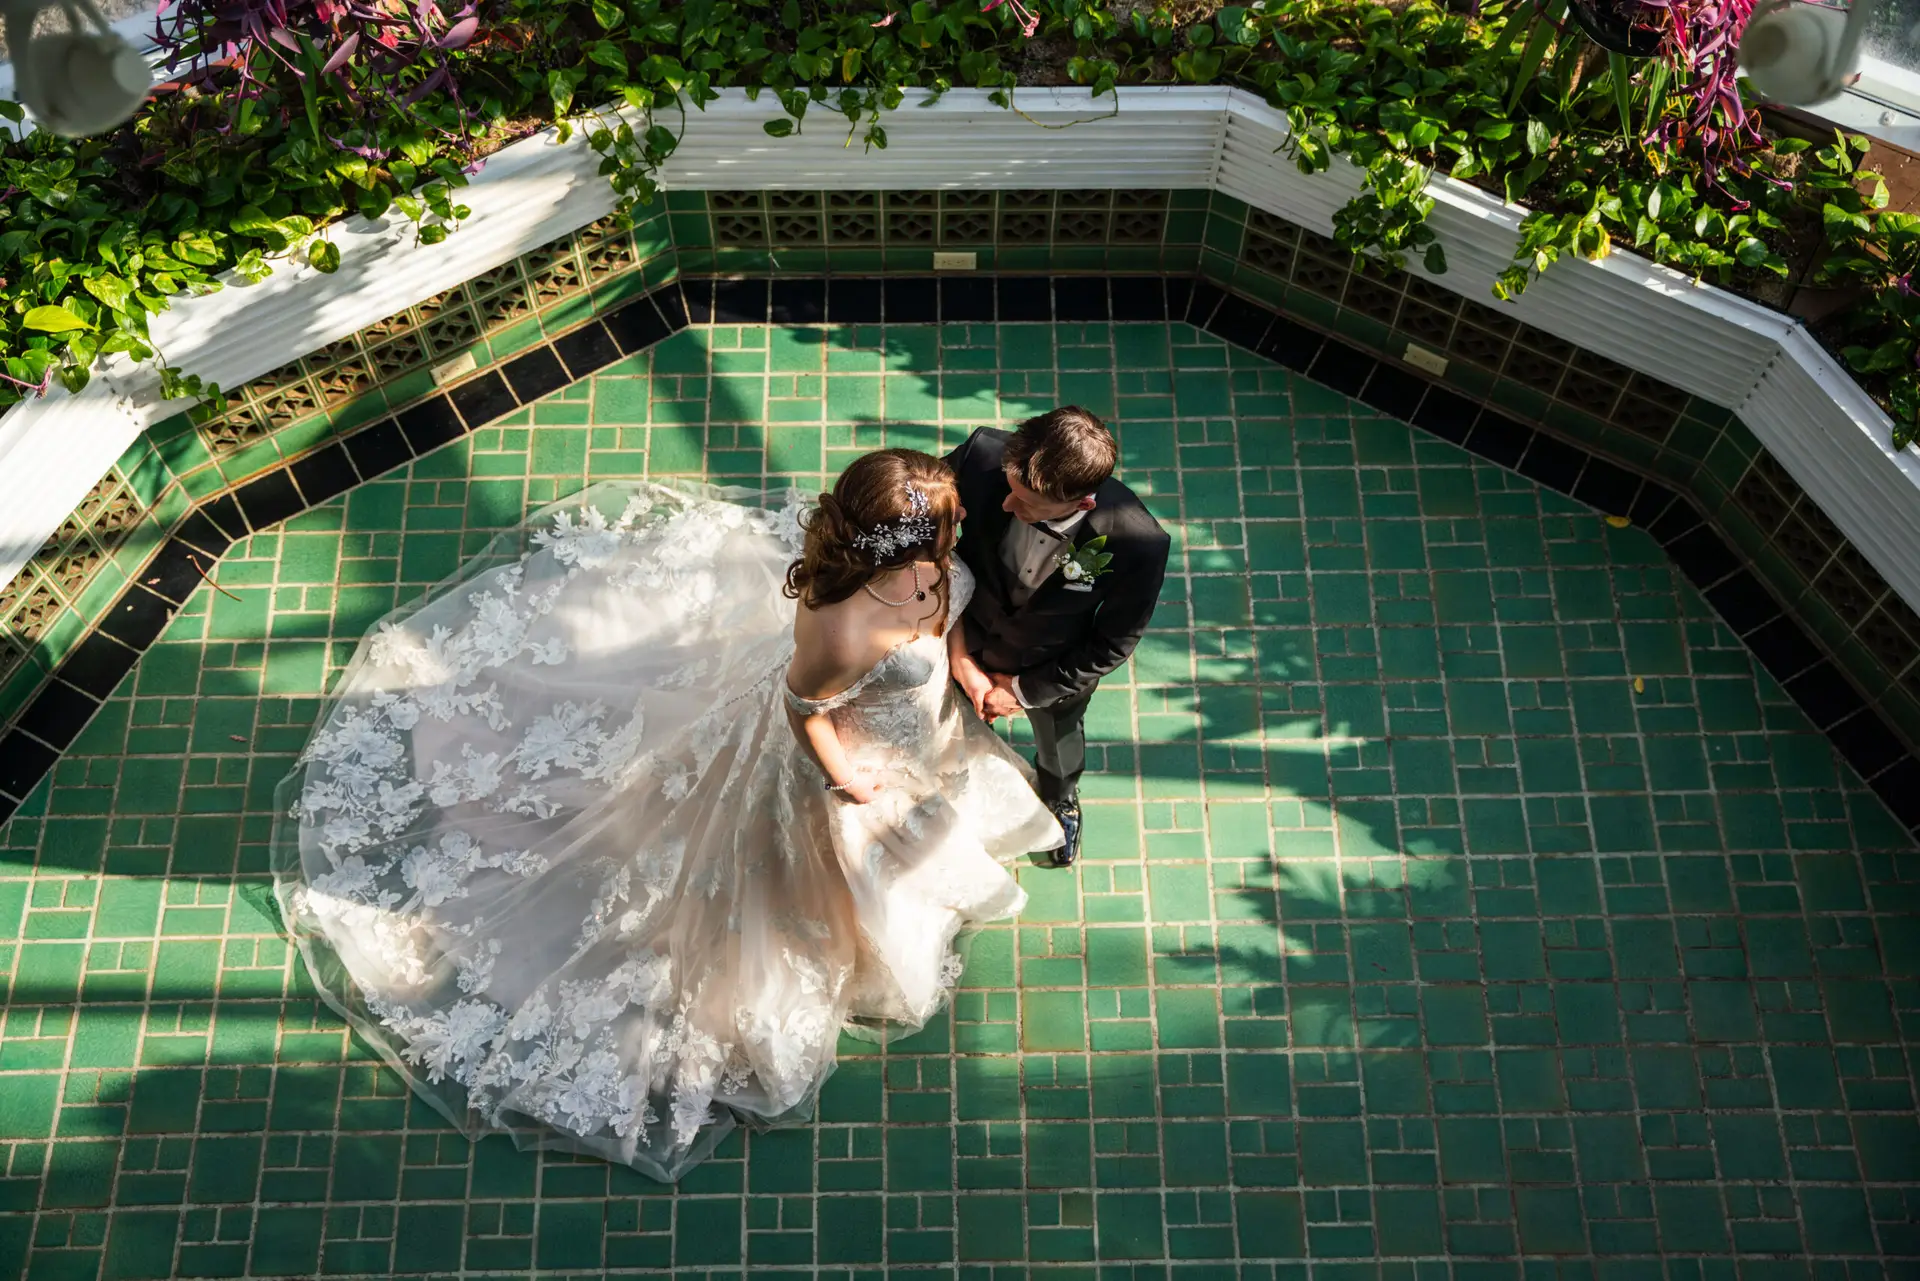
[2,319,1917,1279]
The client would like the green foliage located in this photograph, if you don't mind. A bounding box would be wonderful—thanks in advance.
[0,0,1909,441]
[1246,0,1794,298]
[1495,169,1790,300]
[1062,533,1114,583]
[1335,156,1447,276]
[1801,133,1920,447]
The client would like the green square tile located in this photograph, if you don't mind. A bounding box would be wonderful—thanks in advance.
[1514,1185,1587,1253]
[1022,991,1086,1052]
[1148,867,1212,922]
[0,1074,58,1138]
[1297,1120,1367,1184]
[1094,1192,1164,1259]
[104,1211,180,1280]
[816,1196,881,1262]
[957,1195,1023,1260]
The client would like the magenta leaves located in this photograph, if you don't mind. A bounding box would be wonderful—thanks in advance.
[1638,0,1764,187]
[151,0,486,159]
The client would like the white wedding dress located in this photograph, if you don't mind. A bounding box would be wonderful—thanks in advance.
[270,480,1063,1180]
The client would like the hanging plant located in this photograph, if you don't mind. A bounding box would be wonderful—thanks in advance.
[1642,0,1765,185]
[1565,0,1666,54]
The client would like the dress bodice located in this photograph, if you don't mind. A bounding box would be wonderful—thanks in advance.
[783,560,974,719]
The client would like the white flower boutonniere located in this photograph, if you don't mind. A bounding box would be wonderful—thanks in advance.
[1056,535,1114,592]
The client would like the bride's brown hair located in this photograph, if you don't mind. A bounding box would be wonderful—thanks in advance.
[785,449,960,634]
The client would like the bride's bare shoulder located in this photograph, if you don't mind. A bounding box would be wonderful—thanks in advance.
[787,597,872,700]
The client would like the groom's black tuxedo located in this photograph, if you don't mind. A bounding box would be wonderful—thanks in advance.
[944,427,1171,802]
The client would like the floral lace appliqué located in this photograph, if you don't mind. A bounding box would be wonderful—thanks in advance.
[278,494,1054,1184]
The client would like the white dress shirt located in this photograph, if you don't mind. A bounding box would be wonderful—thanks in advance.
[998,509,1089,707]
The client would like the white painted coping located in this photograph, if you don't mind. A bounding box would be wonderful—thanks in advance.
[0,85,1912,619]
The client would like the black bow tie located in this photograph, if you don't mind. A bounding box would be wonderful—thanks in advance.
[1030,522,1069,541]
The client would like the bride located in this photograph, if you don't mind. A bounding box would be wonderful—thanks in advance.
[270,449,1064,1180]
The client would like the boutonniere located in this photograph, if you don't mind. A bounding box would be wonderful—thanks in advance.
[1056,535,1113,590]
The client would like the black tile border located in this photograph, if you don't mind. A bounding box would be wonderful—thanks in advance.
[552,319,621,380]
[1,273,1915,840]
[499,345,570,405]
[770,277,827,325]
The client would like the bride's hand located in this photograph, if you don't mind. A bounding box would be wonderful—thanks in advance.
[956,668,993,718]
[835,772,884,805]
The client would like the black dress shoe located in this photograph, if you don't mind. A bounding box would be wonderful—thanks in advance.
[1047,797,1082,867]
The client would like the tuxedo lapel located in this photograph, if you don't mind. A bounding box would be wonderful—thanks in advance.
[963,473,1018,603]
[982,511,1015,600]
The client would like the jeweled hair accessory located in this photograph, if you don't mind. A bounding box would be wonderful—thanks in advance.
[850,483,935,561]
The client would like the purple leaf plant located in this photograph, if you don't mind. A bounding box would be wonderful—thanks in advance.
[151,0,485,157]
[1639,0,1766,188]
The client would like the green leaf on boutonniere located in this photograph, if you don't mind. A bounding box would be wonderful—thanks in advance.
[1059,535,1114,585]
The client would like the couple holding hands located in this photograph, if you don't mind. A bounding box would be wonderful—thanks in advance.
[275,407,1169,1179]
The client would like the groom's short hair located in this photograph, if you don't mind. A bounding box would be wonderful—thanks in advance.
[1006,407,1116,501]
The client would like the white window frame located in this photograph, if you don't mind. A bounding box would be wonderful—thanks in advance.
[1811,55,1920,149]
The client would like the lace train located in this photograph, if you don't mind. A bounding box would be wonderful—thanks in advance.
[271,480,1062,1179]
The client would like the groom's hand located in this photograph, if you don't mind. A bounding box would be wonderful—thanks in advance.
[981,673,1023,722]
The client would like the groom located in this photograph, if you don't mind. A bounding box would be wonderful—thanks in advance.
[946,407,1171,867]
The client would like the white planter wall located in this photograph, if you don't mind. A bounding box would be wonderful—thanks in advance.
[0,120,620,583]
[658,86,1230,189]
[1,85,1914,615]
